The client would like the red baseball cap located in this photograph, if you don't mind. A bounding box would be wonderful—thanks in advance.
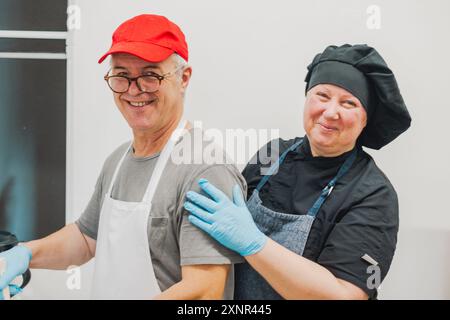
[98,14,188,64]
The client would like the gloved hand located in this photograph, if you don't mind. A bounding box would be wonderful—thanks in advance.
[0,245,32,297]
[0,284,22,299]
[184,178,267,256]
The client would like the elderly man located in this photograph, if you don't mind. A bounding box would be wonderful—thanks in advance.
[0,14,244,300]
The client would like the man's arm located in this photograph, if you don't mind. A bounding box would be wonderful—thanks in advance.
[154,264,230,300]
[25,223,96,270]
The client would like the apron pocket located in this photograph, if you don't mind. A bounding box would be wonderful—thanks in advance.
[148,217,169,259]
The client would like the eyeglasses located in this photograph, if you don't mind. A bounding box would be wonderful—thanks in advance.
[104,66,183,93]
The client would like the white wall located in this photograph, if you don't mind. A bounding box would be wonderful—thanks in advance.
[24,0,450,299]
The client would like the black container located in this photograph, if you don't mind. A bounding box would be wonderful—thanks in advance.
[0,231,31,295]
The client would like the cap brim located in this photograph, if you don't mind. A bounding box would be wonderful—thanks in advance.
[98,41,174,64]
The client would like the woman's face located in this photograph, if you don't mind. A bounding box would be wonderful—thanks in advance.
[304,84,367,157]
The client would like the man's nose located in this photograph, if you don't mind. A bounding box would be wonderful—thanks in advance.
[127,79,141,95]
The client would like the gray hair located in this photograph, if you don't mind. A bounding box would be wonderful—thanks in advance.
[171,53,189,97]
[171,53,188,77]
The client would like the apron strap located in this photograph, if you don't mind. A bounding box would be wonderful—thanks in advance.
[142,119,187,203]
[306,148,357,217]
[107,142,133,197]
[254,137,358,218]
[256,139,303,191]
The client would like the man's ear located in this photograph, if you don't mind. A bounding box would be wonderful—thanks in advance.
[180,66,192,93]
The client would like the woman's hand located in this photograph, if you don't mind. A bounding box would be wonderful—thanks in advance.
[184,179,267,256]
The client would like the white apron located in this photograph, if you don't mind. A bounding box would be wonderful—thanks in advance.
[91,120,187,300]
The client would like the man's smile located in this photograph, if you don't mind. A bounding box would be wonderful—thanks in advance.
[123,98,157,108]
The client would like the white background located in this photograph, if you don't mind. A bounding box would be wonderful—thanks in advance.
[22,0,450,299]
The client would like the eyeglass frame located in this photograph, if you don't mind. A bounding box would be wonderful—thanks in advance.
[103,65,184,93]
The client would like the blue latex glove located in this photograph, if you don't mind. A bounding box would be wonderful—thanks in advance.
[184,178,267,256]
[0,284,22,299]
[0,245,32,296]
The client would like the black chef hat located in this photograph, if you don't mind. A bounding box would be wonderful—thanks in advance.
[304,44,411,150]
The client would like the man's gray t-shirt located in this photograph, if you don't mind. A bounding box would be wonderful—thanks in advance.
[75,128,246,299]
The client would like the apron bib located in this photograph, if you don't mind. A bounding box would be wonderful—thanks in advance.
[91,120,186,299]
[235,138,357,299]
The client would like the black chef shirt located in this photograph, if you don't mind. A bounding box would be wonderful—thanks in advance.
[242,135,399,299]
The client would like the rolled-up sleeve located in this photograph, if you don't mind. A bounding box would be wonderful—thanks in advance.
[317,183,399,299]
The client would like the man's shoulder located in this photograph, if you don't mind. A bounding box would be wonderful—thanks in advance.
[167,127,246,189]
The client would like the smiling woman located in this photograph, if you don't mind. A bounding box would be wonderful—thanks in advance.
[184,44,412,300]
[304,84,368,157]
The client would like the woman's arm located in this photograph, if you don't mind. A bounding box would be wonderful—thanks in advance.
[246,238,367,299]
[184,179,369,300]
